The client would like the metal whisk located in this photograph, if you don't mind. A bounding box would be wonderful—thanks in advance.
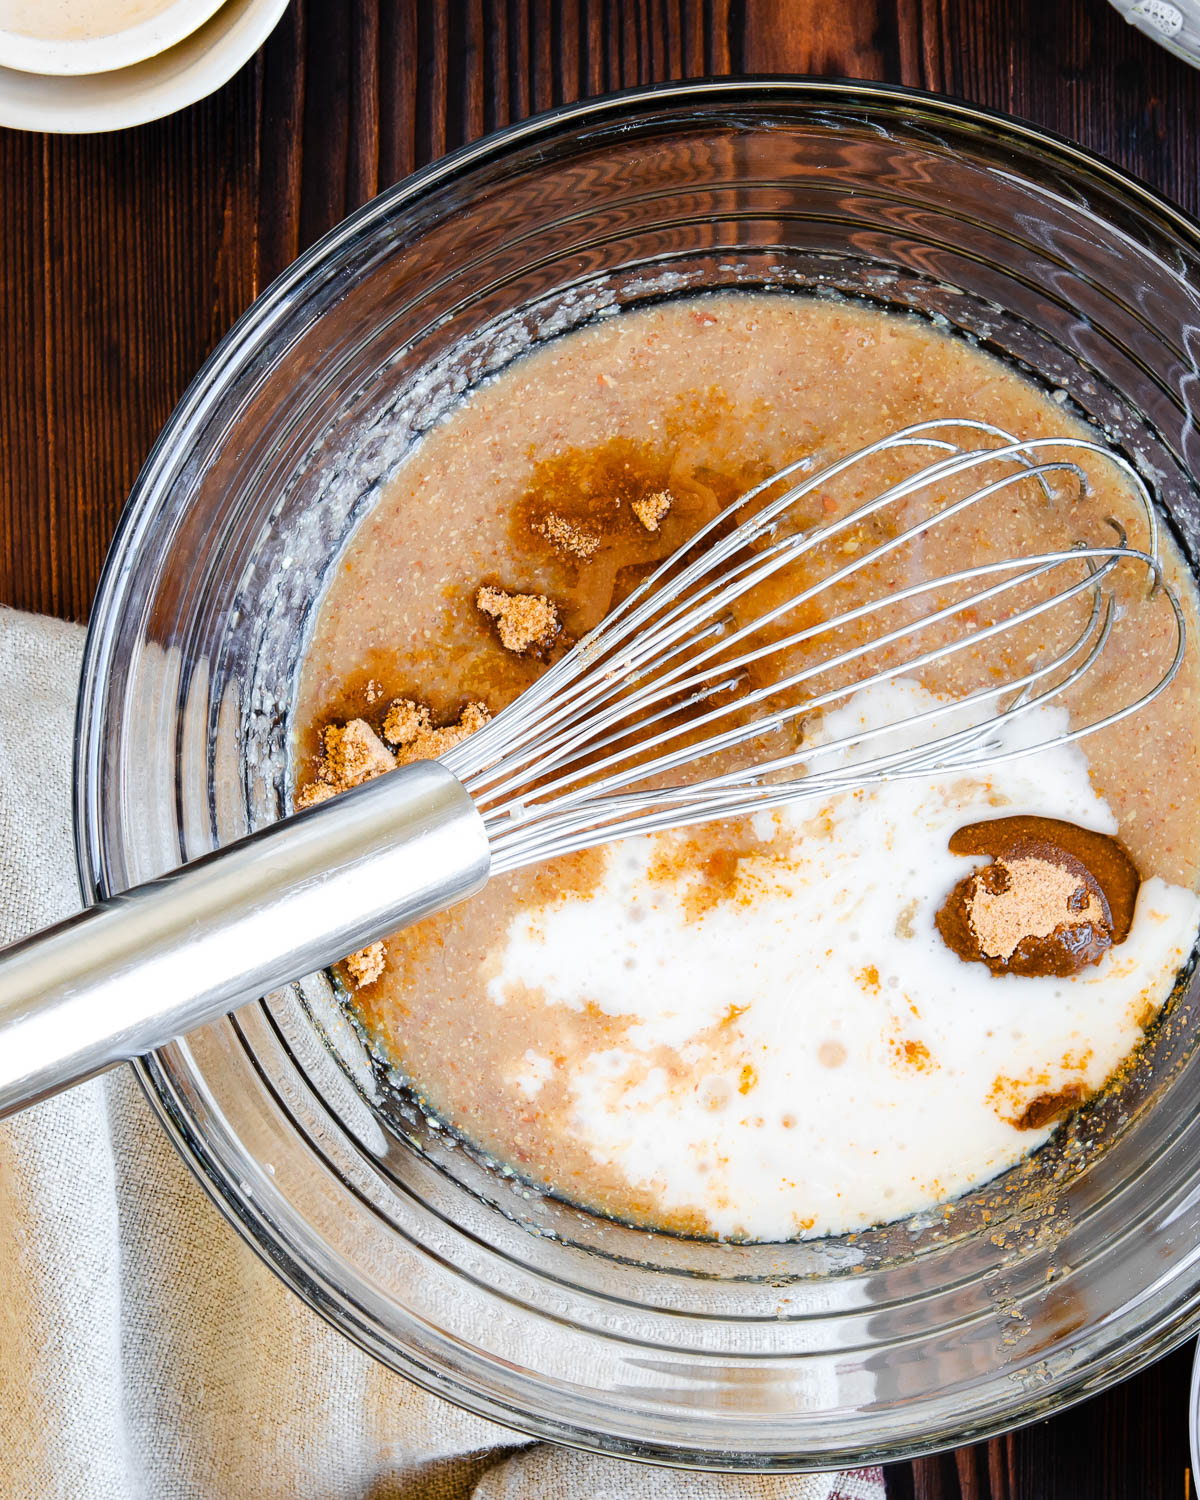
[452,417,1183,870]
[0,420,1183,1117]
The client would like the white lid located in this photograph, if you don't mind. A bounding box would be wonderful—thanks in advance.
[1108,0,1200,66]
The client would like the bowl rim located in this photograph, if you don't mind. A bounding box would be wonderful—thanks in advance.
[73,77,1200,1470]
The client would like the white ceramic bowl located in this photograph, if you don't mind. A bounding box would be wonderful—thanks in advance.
[0,0,228,75]
[0,0,287,132]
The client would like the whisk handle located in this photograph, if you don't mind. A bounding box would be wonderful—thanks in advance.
[0,760,489,1119]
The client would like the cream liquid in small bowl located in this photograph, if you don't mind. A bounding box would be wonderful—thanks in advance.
[294,292,1200,1243]
[0,0,225,72]
[0,0,176,40]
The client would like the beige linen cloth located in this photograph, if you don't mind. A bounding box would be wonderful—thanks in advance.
[0,606,885,1500]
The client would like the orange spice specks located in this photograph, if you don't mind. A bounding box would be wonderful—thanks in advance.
[737,1063,758,1095]
[885,1020,935,1073]
[644,823,798,919]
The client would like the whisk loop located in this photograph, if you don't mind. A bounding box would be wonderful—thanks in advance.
[442,420,1185,874]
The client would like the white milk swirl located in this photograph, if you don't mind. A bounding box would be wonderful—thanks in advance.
[488,681,1200,1240]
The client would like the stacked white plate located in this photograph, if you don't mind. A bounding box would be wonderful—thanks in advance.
[0,0,289,133]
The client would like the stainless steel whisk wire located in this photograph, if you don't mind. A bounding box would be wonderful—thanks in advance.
[444,419,1184,873]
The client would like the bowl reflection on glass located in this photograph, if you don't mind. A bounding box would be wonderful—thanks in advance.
[75,81,1200,1470]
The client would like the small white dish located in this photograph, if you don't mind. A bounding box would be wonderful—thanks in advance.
[0,0,228,76]
[0,0,288,132]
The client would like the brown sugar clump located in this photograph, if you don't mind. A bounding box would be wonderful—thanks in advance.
[476,585,560,653]
[381,697,433,746]
[938,851,1112,978]
[295,781,336,809]
[383,697,491,763]
[295,717,395,809]
[969,857,1105,963]
[536,511,602,560]
[320,718,396,788]
[344,941,385,988]
[935,816,1140,978]
[632,489,672,532]
[296,693,491,815]
[293,695,481,993]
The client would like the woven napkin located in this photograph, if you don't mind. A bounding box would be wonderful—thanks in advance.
[0,605,885,1500]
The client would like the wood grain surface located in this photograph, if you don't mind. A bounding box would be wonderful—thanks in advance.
[3,2,1199,1494]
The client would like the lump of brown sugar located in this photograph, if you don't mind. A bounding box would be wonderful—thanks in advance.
[343,941,385,988]
[320,718,396,788]
[295,781,336,809]
[295,717,395,809]
[297,693,492,813]
[536,511,602,560]
[935,815,1141,978]
[970,855,1108,964]
[383,696,491,763]
[632,489,672,532]
[305,695,490,990]
[476,585,560,653]
[382,697,433,745]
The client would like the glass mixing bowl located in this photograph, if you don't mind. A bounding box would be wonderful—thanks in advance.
[75,80,1200,1470]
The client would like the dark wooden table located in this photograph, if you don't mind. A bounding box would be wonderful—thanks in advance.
[3,1,1199,1493]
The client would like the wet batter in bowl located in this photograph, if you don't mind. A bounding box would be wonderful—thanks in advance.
[294,294,1200,1241]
